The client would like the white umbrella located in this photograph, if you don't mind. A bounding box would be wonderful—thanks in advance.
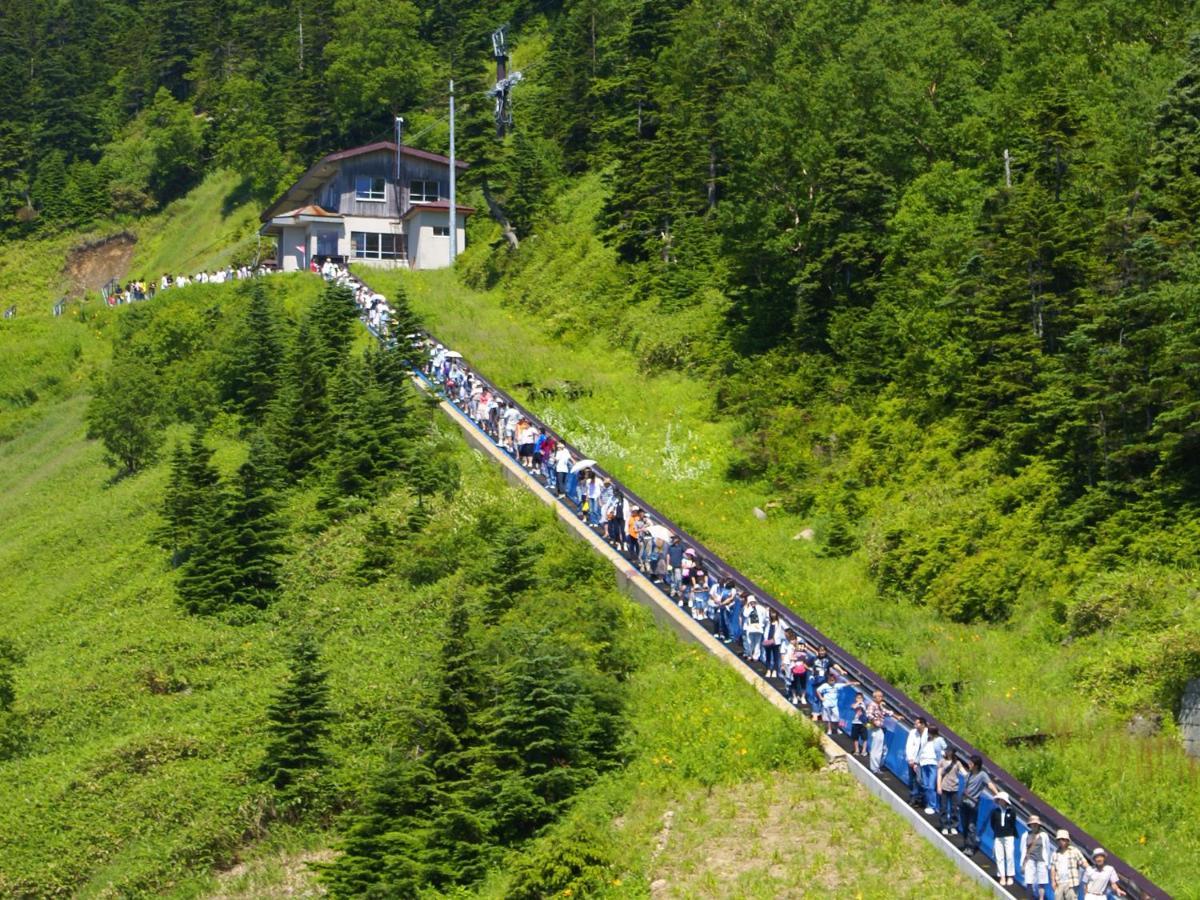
[570,458,597,474]
[444,350,463,359]
[648,524,672,541]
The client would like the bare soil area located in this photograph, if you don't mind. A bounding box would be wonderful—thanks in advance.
[63,232,136,296]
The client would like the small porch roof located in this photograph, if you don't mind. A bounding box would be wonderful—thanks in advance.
[260,205,345,234]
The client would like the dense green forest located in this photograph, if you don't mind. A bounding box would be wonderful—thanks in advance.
[3,0,1200,894]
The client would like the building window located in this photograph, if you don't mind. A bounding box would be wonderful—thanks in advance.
[355,175,387,201]
[432,225,450,237]
[410,179,439,203]
[352,232,403,259]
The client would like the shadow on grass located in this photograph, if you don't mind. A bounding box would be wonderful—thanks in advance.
[222,178,264,218]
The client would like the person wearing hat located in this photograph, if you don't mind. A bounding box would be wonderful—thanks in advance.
[1082,849,1126,898]
[1022,815,1053,899]
[741,595,765,662]
[1050,829,1088,900]
[989,791,1018,886]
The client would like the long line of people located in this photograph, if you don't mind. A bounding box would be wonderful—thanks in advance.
[102,264,271,306]
[315,264,1133,900]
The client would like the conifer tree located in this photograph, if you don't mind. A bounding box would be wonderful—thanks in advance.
[483,520,541,623]
[421,591,490,885]
[176,476,237,615]
[156,441,190,556]
[159,428,220,566]
[382,283,423,370]
[260,633,335,815]
[226,281,282,424]
[320,357,407,509]
[321,751,441,898]
[227,433,284,609]
[0,637,19,712]
[357,514,397,583]
[270,318,331,476]
[483,642,595,843]
[367,344,419,443]
[309,282,360,374]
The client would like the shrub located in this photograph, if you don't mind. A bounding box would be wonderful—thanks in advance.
[504,823,617,900]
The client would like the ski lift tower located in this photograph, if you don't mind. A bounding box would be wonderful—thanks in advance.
[489,25,523,138]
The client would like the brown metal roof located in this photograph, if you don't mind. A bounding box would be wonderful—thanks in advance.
[260,142,469,222]
[401,200,477,220]
[322,141,469,170]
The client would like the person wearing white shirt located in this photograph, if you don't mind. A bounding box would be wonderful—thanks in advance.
[553,446,572,495]
[917,725,947,815]
[1082,849,1125,898]
[905,717,928,808]
[1022,816,1053,900]
[740,597,765,662]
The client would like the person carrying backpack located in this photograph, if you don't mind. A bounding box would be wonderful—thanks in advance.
[741,596,765,662]
[761,609,784,678]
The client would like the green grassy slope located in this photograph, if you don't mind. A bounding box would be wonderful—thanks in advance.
[0,236,983,897]
[127,170,265,279]
[359,175,1200,892]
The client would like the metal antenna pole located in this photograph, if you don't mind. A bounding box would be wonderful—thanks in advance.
[449,80,457,266]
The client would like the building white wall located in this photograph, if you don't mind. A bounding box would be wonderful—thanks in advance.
[280,226,307,272]
[409,210,467,270]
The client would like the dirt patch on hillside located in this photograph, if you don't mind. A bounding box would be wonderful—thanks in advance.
[63,231,136,297]
[208,847,335,899]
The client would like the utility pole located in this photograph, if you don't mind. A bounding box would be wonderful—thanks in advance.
[297,2,304,72]
[394,115,406,246]
[449,80,457,267]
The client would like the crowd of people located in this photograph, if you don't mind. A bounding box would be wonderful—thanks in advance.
[244,260,1133,899]
[102,264,272,306]
[320,260,394,334]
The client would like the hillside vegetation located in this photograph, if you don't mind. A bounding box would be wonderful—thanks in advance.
[0,257,986,897]
[4,0,1200,894]
[363,170,1200,892]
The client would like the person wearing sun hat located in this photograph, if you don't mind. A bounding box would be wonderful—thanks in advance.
[1082,848,1126,898]
[1022,815,1053,899]
[989,791,1018,886]
[1051,829,1088,900]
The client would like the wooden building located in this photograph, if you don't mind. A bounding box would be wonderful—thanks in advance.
[259,142,474,271]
